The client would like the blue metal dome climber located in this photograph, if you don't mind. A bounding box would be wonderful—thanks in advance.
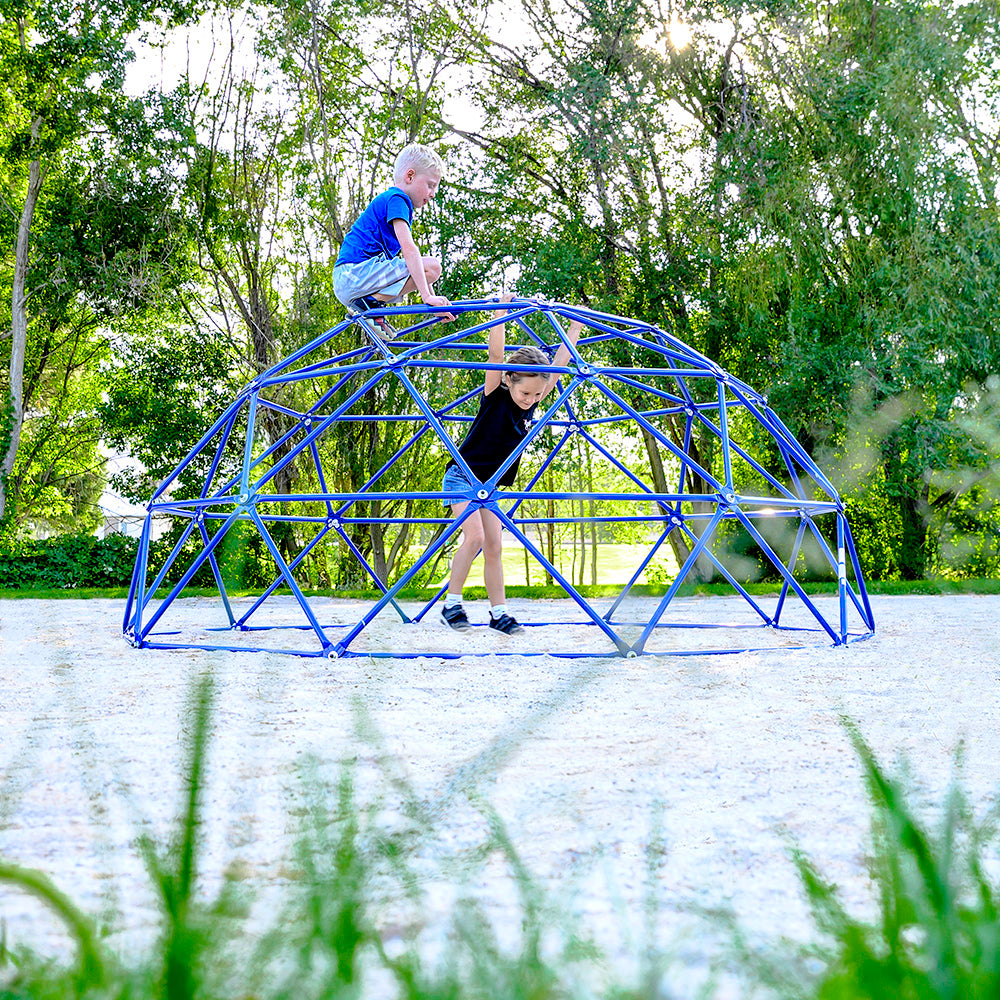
[123,298,874,659]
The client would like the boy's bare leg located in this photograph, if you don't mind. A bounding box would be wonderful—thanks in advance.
[378,256,444,301]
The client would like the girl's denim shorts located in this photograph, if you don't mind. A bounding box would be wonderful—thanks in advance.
[441,463,473,506]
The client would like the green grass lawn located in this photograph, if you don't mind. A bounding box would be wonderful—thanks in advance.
[447,540,673,590]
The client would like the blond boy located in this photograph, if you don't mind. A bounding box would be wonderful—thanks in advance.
[333,143,453,320]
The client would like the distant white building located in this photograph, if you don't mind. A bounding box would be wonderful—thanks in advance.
[98,490,153,539]
[98,450,169,540]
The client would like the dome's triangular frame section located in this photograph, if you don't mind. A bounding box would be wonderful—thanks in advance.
[123,299,875,659]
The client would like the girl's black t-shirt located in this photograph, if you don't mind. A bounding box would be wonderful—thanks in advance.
[448,383,538,486]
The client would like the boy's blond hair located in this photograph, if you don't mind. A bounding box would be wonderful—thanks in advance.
[393,142,445,184]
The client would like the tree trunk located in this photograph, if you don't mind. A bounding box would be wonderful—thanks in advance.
[1,152,44,521]
[896,477,930,581]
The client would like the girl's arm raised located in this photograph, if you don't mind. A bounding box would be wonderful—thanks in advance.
[484,294,513,395]
[542,318,583,400]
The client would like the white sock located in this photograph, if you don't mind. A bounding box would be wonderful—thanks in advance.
[445,593,463,608]
[490,604,507,620]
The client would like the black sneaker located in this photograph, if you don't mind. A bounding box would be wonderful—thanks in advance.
[351,296,396,340]
[351,294,382,312]
[441,604,471,631]
[488,613,524,635]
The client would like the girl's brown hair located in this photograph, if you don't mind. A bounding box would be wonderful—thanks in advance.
[505,345,549,384]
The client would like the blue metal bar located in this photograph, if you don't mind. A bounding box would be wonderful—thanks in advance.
[575,425,667,497]
[545,305,713,367]
[722,495,839,512]
[797,511,874,629]
[123,513,152,639]
[137,638,331,656]
[603,524,674,622]
[210,365,383,501]
[248,385,375,475]
[401,358,714,383]
[255,357,387,390]
[787,512,874,628]
[248,507,333,652]
[463,419,573,533]
[402,357,595,380]
[197,516,236,627]
[759,401,839,499]
[333,512,679,526]
[333,424,432,519]
[245,412,466,424]
[332,500,474,654]
[674,517,774,625]
[540,311,586,368]
[200,407,240,500]
[725,384,830,501]
[512,425,573,496]
[249,368,392,496]
[136,508,244,643]
[152,490,722,509]
[633,508,727,652]
[543,407,701,428]
[683,405,803,503]
[391,367,481,472]
[211,513,446,526]
[593,379,724,492]
[308,437,335,519]
[255,317,356,382]
[149,394,248,502]
[266,343,380,385]
[728,506,841,644]
[326,518,409,621]
[837,514,848,643]
[489,504,633,655]
[237,521,337,625]
[239,392,259,496]
[843,517,876,631]
[718,379,734,491]
[282,342,377,378]
[779,445,811,504]
[599,370,691,408]
[773,517,808,625]
[678,406,694,495]
[136,513,203,620]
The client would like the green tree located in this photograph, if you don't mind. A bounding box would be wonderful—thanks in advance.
[0,0,198,529]
[714,0,1000,578]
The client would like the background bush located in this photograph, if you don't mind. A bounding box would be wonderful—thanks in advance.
[0,533,139,590]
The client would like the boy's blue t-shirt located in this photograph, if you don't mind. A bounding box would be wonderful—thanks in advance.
[336,187,414,265]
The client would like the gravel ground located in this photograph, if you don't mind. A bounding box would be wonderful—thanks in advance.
[1,592,999,990]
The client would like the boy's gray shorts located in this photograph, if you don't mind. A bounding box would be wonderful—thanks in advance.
[333,253,409,308]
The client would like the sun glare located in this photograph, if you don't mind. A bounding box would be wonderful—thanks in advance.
[667,18,693,50]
